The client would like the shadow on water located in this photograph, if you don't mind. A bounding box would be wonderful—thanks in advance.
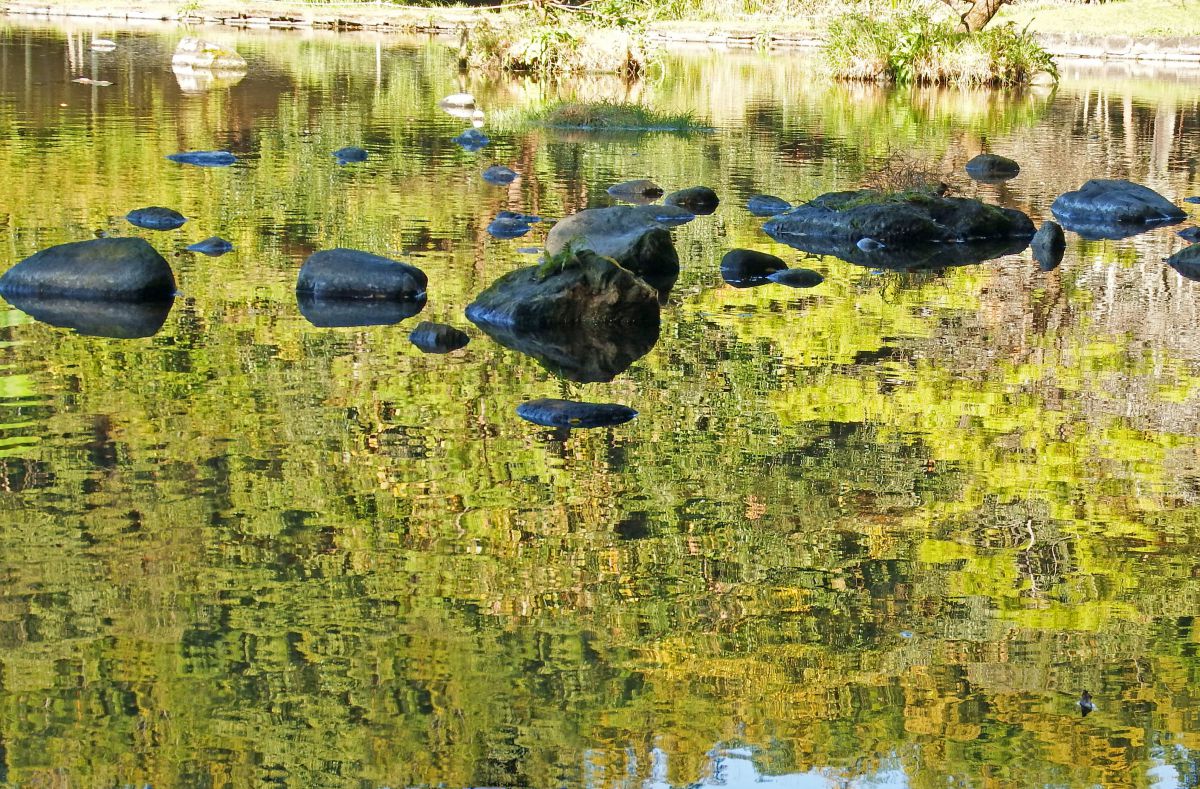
[0,294,173,338]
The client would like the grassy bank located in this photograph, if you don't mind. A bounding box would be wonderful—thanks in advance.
[997,0,1200,37]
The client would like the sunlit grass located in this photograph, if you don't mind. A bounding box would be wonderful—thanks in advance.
[529,100,708,132]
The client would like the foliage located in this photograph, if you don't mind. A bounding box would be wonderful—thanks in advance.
[530,100,704,131]
[824,4,1057,85]
[465,8,653,76]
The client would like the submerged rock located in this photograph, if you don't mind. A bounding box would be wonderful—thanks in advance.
[1032,221,1065,271]
[127,206,187,231]
[764,189,1034,247]
[453,128,489,151]
[333,146,368,164]
[172,38,247,71]
[296,248,427,301]
[482,165,518,185]
[516,398,638,429]
[186,236,233,257]
[767,268,824,288]
[1051,179,1185,240]
[545,205,680,280]
[1167,243,1200,282]
[1184,196,1200,205]
[663,186,719,215]
[297,294,425,328]
[1179,227,1200,243]
[0,237,175,301]
[607,179,663,204]
[965,153,1020,182]
[747,195,791,217]
[409,321,470,353]
[487,217,535,239]
[167,150,236,167]
[720,249,787,287]
[0,294,172,338]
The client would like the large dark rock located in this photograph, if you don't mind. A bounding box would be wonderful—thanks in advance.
[545,205,680,279]
[663,186,719,215]
[1167,244,1200,282]
[1032,221,1065,271]
[1,294,172,338]
[763,189,1034,247]
[465,249,660,382]
[607,179,663,204]
[965,154,1020,182]
[747,195,791,217]
[1051,179,1186,240]
[720,249,787,288]
[296,248,427,301]
[127,206,187,230]
[0,237,175,300]
[409,321,470,353]
[297,294,426,328]
[516,398,638,429]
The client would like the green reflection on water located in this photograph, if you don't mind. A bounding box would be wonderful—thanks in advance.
[1,20,1200,789]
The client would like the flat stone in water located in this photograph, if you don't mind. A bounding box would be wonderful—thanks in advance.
[516,398,638,429]
[767,268,824,288]
[296,248,427,301]
[1032,221,1065,271]
[453,128,489,151]
[167,150,237,167]
[965,153,1020,182]
[663,186,719,215]
[409,321,470,354]
[482,165,519,185]
[1185,196,1200,204]
[1168,243,1200,282]
[496,210,541,223]
[607,179,664,204]
[1051,179,1185,240]
[333,146,368,164]
[127,206,187,231]
[720,249,787,287]
[186,236,233,256]
[1179,227,1200,243]
[747,195,791,217]
[487,217,534,239]
[0,237,175,301]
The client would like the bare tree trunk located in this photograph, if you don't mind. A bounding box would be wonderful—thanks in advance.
[961,0,1009,31]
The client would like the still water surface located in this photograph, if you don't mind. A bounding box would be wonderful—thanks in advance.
[1,20,1200,788]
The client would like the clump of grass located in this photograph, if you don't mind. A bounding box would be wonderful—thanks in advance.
[824,4,1057,86]
[860,155,953,196]
[533,100,706,132]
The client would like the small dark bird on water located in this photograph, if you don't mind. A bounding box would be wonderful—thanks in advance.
[1079,690,1095,717]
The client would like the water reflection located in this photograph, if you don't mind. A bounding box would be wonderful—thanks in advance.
[0,293,173,337]
[472,317,661,383]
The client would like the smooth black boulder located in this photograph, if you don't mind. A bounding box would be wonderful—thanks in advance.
[767,268,824,288]
[127,207,187,231]
[607,179,663,204]
[1167,244,1200,282]
[0,294,172,338]
[763,189,1034,247]
[186,236,233,256]
[1032,221,1066,271]
[333,146,368,164]
[545,205,681,280]
[296,248,427,301]
[747,195,791,217]
[720,249,787,287]
[663,186,719,215]
[453,128,489,151]
[516,398,638,429]
[409,321,470,353]
[482,165,518,185]
[297,294,425,328]
[1180,227,1200,243]
[965,154,1020,182]
[167,150,236,167]
[1051,179,1185,240]
[0,237,175,300]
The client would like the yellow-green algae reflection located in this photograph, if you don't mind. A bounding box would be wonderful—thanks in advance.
[2,20,1200,789]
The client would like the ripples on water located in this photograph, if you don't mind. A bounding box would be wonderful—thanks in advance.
[1,20,1200,788]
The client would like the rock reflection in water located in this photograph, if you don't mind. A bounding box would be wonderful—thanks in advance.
[296,293,426,328]
[472,316,661,383]
[769,235,1031,271]
[1,294,173,338]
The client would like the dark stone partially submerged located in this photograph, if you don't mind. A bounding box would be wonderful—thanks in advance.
[167,150,237,167]
[482,165,519,185]
[1032,221,1066,271]
[965,154,1020,182]
[0,294,172,338]
[1180,227,1200,243]
[516,398,638,429]
[465,249,661,382]
[545,205,681,279]
[297,294,426,328]
[333,146,368,164]
[747,195,791,217]
[296,248,427,301]
[487,211,542,239]
[453,128,489,151]
[1167,244,1200,282]
[1051,179,1185,240]
[720,249,787,288]
[127,206,187,231]
[767,268,824,288]
[186,236,233,256]
[0,237,175,300]
[663,186,719,215]
[607,179,663,204]
[409,321,470,353]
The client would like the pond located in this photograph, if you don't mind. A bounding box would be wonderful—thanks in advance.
[1,18,1199,788]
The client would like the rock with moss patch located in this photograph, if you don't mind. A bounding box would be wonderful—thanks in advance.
[545,205,680,279]
[1032,221,1065,271]
[1051,179,1185,240]
[965,154,1020,182]
[663,186,719,215]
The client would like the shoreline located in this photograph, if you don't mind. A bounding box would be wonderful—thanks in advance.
[4,2,1200,62]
